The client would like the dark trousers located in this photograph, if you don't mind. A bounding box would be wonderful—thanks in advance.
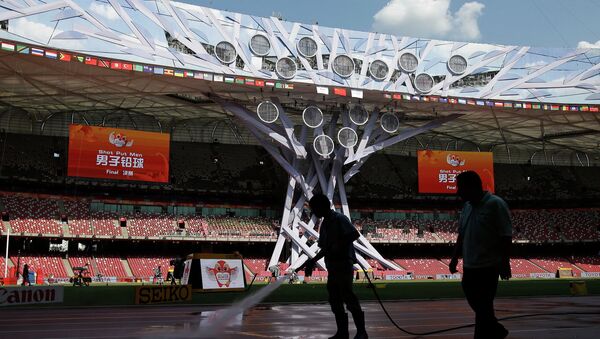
[462,266,506,339]
[326,263,362,315]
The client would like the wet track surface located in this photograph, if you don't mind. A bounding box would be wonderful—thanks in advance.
[1,296,599,338]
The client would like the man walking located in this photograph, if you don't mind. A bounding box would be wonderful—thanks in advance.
[297,194,367,339]
[449,171,512,338]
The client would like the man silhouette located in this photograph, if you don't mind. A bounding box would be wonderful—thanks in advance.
[450,171,512,339]
[297,194,367,339]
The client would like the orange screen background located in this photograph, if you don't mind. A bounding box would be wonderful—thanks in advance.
[417,150,494,194]
[68,125,170,183]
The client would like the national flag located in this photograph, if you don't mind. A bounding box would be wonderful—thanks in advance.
[550,105,559,111]
[449,98,458,104]
[523,103,532,109]
[458,98,467,105]
[532,104,541,109]
[203,73,213,81]
[494,102,504,107]
[284,83,294,90]
[174,70,184,77]
[351,89,363,99]
[392,94,402,100]
[316,86,329,95]
[97,59,110,68]
[133,64,143,72]
[235,77,245,84]
[486,101,494,107]
[514,103,522,108]
[213,75,224,82]
[570,106,579,111]
[16,45,29,54]
[265,80,275,86]
[580,106,589,112]
[1,42,15,52]
[275,82,284,89]
[122,63,133,71]
[73,55,84,62]
[59,52,71,62]
[422,96,430,102]
[245,78,255,86]
[467,100,476,105]
[31,48,44,56]
[110,61,122,70]
[164,69,174,76]
[503,102,513,108]
[255,80,264,87]
[590,106,599,112]
[412,96,421,101]
[476,100,485,106]
[561,105,569,111]
[194,72,203,79]
[383,94,392,99]
[224,76,235,83]
[402,94,411,100]
[85,56,97,65]
[430,97,439,102]
[333,87,347,96]
[45,50,58,59]
[439,97,448,103]
[143,65,154,73]
[153,67,163,74]
[184,71,194,78]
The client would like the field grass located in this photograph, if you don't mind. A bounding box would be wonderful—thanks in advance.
[31,278,600,307]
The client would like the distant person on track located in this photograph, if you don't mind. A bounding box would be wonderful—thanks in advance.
[297,194,367,339]
[154,265,163,285]
[22,263,30,286]
[449,171,512,339]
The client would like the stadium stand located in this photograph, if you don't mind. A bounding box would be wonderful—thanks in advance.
[11,255,68,278]
[571,256,600,272]
[393,258,450,278]
[2,195,62,235]
[64,200,93,236]
[127,257,171,279]
[529,256,583,276]
[91,212,122,237]
[126,214,178,237]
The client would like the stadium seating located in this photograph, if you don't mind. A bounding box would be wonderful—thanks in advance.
[93,257,128,278]
[68,257,97,277]
[529,256,583,275]
[11,256,68,278]
[64,200,93,236]
[2,196,62,235]
[127,257,171,279]
[91,212,122,237]
[571,256,600,272]
[393,258,451,278]
[126,214,178,237]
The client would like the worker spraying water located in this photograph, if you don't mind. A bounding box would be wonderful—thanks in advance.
[295,193,368,339]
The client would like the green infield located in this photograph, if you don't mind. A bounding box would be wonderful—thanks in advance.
[14,278,600,308]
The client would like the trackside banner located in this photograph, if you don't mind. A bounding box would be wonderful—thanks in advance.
[0,286,64,306]
[135,285,192,305]
[385,274,413,280]
[580,272,600,278]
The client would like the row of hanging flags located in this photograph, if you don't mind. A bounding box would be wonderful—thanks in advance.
[1,40,598,113]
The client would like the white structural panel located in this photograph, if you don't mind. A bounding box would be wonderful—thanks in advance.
[0,1,598,104]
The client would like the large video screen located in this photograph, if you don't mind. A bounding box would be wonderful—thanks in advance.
[418,150,494,194]
[67,125,170,183]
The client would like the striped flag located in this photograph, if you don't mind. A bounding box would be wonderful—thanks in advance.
[31,48,44,56]
[494,102,504,107]
[164,69,174,76]
[590,106,599,112]
[184,71,194,78]
[523,103,532,109]
[97,59,110,68]
[153,67,164,74]
[174,70,184,77]
[265,80,275,86]
[245,78,255,86]
[213,75,224,82]
[133,64,143,72]
[45,50,58,59]
[203,73,213,81]
[16,45,29,54]
[532,104,541,109]
[316,86,329,95]
[503,102,513,108]
[392,94,402,100]
[1,42,15,51]
[224,76,235,83]
[235,77,245,84]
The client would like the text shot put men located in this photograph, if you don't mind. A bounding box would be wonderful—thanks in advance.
[297,194,368,339]
[450,171,512,339]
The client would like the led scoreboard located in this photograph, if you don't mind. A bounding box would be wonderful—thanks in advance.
[67,125,170,183]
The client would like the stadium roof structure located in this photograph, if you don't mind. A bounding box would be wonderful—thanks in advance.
[0,0,599,165]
